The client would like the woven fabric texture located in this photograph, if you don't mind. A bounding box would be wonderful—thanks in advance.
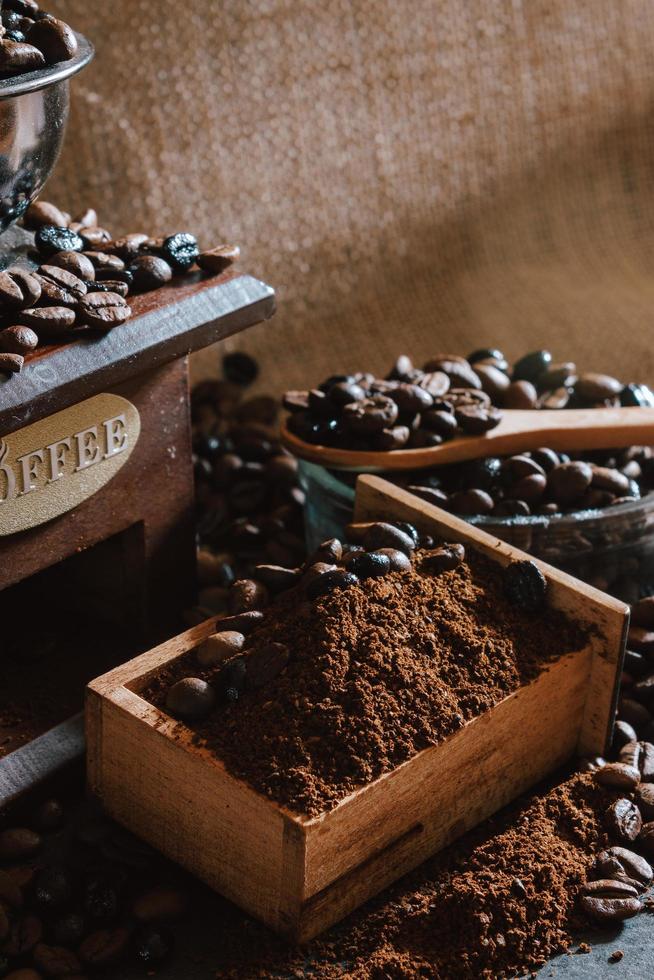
[47,0,654,391]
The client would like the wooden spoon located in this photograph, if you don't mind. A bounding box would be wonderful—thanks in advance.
[281,407,654,472]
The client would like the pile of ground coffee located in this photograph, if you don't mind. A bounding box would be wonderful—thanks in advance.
[194,771,613,978]
[145,548,587,815]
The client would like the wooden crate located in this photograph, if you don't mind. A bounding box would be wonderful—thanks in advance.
[86,475,629,943]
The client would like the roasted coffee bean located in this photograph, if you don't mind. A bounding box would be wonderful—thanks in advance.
[228,578,269,614]
[467,347,506,366]
[51,911,86,946]
[33,942,82,976]
[252,564,301,592]
[24,199,69,229]
[212,611,264,634]
[0,325,37,354]
[416,370,450,398]
[247,642,290,688]
[503,380,537,409]
[343,395,399,435]
[107,232,149,260]
[27,16,77,62]
[590,465,630,496]
[474,362,510,401]
[306,568,358,600]
[83,250,124,272]
[376,425,410,450]
[593,846,653,889]
[76,291,130,329]
[575,372,623,401]
[594,762,640,790]
[538,361,577,389]
[4,914,42,957]
[420,409,458,438]
[613,718,639,748]
[509,473,547,503]
[197,243,240,273]
[421,543,465,574]
[619,698,652,730]
[580,879,641,923]
[538,387,570,409]
[80,226,113,250]
[373,548,412,572]
[33,868,72,910]
[48,249,95,281]
[455,403,502,434]
[0,352,24,373]
[494,499,531,516]
[328,381,366,408]
[35,264,87,305]
[0,828,41,861]
[619,740,654,780]
[86,278,129,297]
[360,522,416,556]
[131,924,174,968]
[130,254,173,291]
[606,798,642,842]
[531,447,560,472]
[512,350,552,383]
[637,783,654,820]
[197,630,245,667]
[310,538,343,564]
[424,356,481,390]
[0,37,43,71]
[628,626,654,654]
[165,677,216,721]
[347,551,391,579]
[407,485,449,508]
[34,224,83,255]
[223,351,258,386]
[18,305,76,335]
[450,489,494,515]
[576,755,606,773]
[0,267,41,309]
[621,382,654,407]
[161,232,199,272]
[388,383,434,416]
[547,461,593,505]
[0,868,23,908]
[79,926,130,968]
[503,560,547,612]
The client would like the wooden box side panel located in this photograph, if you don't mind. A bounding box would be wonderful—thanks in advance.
[296,650,590,940]
[86,686,296,931]
[354,475,628,756]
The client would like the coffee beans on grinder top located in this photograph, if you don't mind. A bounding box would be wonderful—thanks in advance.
[0,198,241,377]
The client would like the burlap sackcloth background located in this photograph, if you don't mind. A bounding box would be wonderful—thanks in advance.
[47,0,654,393]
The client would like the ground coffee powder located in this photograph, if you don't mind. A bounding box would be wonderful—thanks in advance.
[145,549,587,816]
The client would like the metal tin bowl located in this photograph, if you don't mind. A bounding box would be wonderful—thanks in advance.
[0,33,93,233]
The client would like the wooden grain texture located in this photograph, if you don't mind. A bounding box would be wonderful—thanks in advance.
[281,406,654,472]
[87,477,627,942]
[0,270,275,436]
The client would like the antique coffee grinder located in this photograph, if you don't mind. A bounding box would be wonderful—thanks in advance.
[0,32,275,805]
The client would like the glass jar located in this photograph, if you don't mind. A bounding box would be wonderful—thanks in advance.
[298,459,654,603]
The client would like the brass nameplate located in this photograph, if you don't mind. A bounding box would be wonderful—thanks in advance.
[0,393,140,536]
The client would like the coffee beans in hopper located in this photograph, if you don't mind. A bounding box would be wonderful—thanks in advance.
[0,197,241,376]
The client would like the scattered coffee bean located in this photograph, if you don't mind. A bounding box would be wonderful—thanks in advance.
[580,879,641,923]
[35,264,87,305]
[374,548,412,572]
[0,325,38,354]
[593,846,654,890]
[0,828,41,862]
[346,551,391,579]
[253,564,301,592]
[18,305,76,335]
[24,200,70,229]
[197,244,240,273]
[212,611,264,634]
[594,762,640,791]
[0,267,41,309]
[196,630,245,667]
[33,942,82,976]
[130,254,173,291]
[421,543,465,574]
[306,568,358,600]
[575,373,623,401]
[76,291,130,329]
[161,232,199,272]
[606,798,642,842]
[0,352,24,373]
[513,350,551,383]
[360,522,416,556]
[79,926,130,968]
[503,560,547,612]
[228,578,269,614]
[34,224,84,256]
[637,783,654,820]
[165,678,216,721]
[0,37,44,72]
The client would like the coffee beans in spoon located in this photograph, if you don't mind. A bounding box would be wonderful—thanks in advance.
[0,198,241,376]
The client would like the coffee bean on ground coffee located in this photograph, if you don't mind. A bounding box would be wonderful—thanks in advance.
[145,544,587,815]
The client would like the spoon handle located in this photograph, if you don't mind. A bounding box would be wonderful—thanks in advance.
[281,407,654,472]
